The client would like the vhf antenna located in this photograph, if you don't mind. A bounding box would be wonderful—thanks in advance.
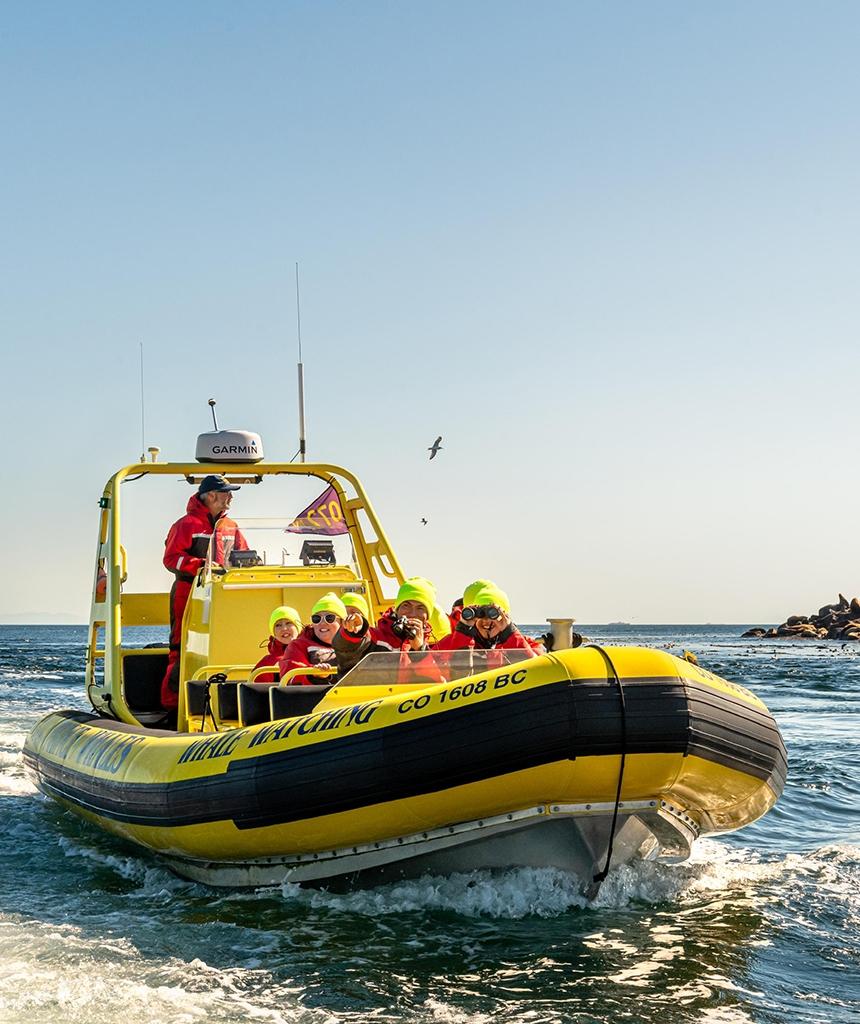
[208,398,219,430]
[139,342,146,462]
[295,262,307,463]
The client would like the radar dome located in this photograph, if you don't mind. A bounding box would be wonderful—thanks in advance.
[196,429,264,463]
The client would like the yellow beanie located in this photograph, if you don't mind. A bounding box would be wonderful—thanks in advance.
[311,592,347,618]
[342,593,369,619]
[269,605,303,635]
[463,579,495,606]
[468,584,511,614]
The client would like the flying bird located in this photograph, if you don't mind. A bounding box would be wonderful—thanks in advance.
[420,518,428,526]
[428,436,443,460]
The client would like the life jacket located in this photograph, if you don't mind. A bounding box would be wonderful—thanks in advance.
[252,636,288,683]
[433,623,537,655]
[163,495,249,582]
[278,626,339,686]
[373,608,433,650]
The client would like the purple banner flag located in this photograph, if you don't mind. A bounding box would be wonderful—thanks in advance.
[286,484,350,535]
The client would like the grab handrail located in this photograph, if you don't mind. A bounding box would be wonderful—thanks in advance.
[278,665,336,687]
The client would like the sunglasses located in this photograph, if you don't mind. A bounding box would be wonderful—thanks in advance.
[311,613,340,624]
[461,605,502,621]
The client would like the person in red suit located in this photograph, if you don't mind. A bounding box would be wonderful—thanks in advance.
[252,606,303,683]
[160,474,248,714]
[278,593,346,686]
[433,583,537,656]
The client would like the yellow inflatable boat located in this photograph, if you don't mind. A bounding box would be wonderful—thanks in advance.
[24,430,786,888]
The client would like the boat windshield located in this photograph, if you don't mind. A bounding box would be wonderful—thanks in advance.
[116,472,367,593]
[205,516,358,573]
[337,649,534,687]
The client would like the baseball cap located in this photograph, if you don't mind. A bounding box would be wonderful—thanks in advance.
[197,474,241,496]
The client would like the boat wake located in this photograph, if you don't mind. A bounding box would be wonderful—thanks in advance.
[261,836,856,918]
[45,831,860,922]
[7,813,860,1024]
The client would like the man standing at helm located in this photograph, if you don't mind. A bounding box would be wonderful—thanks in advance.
[159,474,249,715]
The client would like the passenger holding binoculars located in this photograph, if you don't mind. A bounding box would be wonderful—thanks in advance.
[334,578,452,682]
[433,583,536,655]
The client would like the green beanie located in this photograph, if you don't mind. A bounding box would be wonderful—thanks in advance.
[468,584,511,614]
[269,605,303,635]
[342,592,369,619]
[394,576,451,643]
[395,576,437,615]
[311,592,347,618]
[428,604,452,642]
[463,579,495,606]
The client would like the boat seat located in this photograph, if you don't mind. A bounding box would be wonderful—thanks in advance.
[184,678,241,728]
[217,681,239,720]
[239,682,275,727]
[122,651,169,713]
[185,679,218,719]
[133,710,173,727]
[239,682,333,727]
[270,684,332,721]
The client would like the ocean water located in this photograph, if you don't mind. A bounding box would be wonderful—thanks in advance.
[1,623,858,1024]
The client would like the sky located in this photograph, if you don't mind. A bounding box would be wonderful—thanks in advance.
[1,1,859,624]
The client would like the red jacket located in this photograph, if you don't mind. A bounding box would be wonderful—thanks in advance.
[252,637,288,683]
[163,495,248,581]
[433,623,538,655]
[370,610,447,685]
[278,626,338,686]
[373,608,433,650]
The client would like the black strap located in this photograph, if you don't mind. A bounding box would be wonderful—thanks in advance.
[586,644,627,883]
[201,680,219,733]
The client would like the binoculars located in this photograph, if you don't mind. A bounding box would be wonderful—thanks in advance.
[461,605,502,622]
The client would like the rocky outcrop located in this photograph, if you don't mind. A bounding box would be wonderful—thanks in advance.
[742,594,860,641]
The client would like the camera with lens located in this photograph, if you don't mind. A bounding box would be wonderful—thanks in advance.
[391,615,419,640]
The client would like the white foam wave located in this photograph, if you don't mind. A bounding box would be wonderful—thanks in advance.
[0,922,330,1024]
[0,773,37,796]
[696,1009,758,1023]
[283,866,590,919]
[420,998,493,1023]
[58,836,150,882]
[0,671,66,681]
[271,842,746,919]
[680,839,860,906]
[56,836,204,899]
[0,735,36,794]
[269,839,860,920]
[0,732,28,749]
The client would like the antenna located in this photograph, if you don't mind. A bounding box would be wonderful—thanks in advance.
[295,262,307,463]
[208,398,219,430]
[139,342,146,462]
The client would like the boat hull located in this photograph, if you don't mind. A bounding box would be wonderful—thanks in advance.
[23,648,786,888]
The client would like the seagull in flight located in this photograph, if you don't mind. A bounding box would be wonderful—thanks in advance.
[428,436,443,460]
[420,517,428,526]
